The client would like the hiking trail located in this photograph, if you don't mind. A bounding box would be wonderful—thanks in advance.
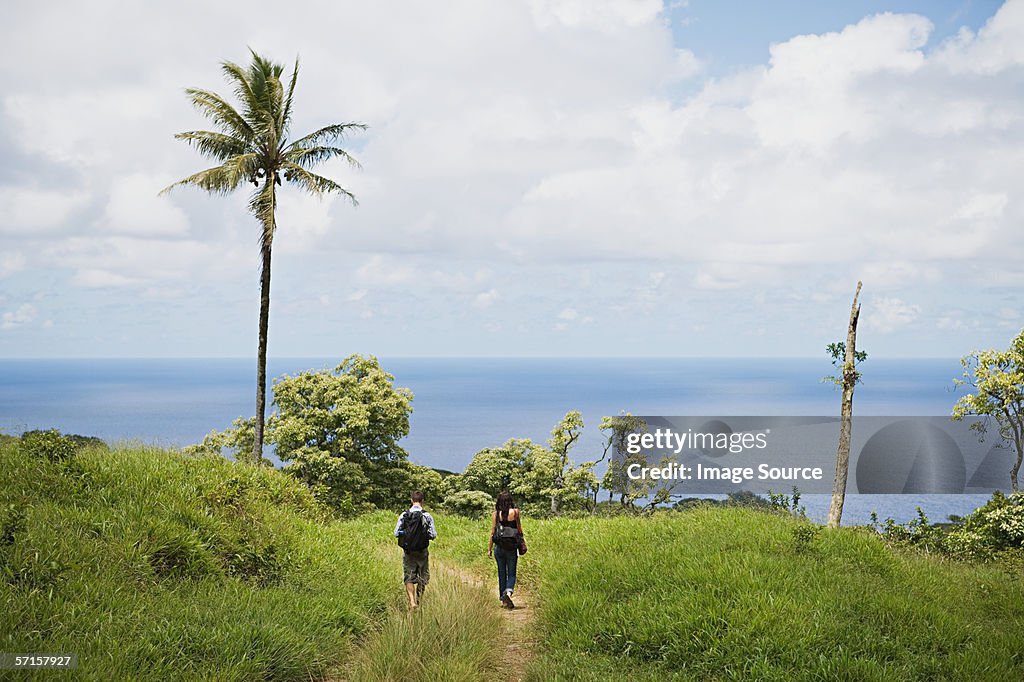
[447,562,538,682]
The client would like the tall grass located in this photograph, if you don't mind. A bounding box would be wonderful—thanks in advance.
[522,507,1024,681]
[342,563,504,682]
[0,441,391,681]
[312,511,511,681]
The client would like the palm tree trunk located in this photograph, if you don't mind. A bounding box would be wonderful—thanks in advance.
[252,176,277,466]
[252,240,272,465]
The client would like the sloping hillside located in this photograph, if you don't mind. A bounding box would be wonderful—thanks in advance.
[0,438,392,681]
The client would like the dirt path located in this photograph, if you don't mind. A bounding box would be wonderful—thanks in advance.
[446,561,538,682]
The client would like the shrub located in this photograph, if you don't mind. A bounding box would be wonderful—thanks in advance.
[791,523,820,554]
[872,492,1024,562]
[20,429,79,462]
[442,490,494,519]
[944,491,1024,560]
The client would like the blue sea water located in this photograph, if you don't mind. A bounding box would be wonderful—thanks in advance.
[0,357,993,524]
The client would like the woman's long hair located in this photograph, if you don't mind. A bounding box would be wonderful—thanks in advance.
[496,490,514,521]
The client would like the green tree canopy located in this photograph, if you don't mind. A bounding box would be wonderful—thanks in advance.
[189,355,417,511]
[454,412,601,515]
[953,329,1024,492]
[599,414,650,507]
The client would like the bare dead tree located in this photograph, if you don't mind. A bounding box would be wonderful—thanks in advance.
[827,281,863,528]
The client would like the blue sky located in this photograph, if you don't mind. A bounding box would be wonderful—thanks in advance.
[0,0,1021,358]
[670,1,1002,71]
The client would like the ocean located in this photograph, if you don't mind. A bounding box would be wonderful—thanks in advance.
[0,357,993,525]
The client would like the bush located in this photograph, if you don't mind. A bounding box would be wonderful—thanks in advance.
[442,490,494,519]
[872,492,1024,562]
[20,429,79,462]
[944,491,1024,560]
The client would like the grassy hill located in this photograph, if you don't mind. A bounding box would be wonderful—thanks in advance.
[517,510,1024,681]
[0,439,397,680]
[3,437,1023,681]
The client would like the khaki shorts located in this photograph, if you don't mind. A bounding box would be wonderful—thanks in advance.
[403,548,430,587]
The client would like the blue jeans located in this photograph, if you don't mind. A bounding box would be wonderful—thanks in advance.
[494,543,518,598]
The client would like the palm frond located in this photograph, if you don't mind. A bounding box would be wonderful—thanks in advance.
[160,153,260,195]
[184,88,253,140]
[221,60,265,133]
[287,123,368,150]
[282,162,358,205]
[284,145,362,169]
[248,178,277,249]
[174,130,250,161]
[281,58,300,137]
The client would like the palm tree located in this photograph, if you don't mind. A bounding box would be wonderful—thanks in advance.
[163,50,365,464]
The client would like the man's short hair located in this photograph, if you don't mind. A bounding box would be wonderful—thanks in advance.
[411,490,425,503]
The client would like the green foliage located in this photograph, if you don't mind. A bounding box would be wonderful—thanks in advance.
[952,328,1024,491]
[191,355,416,512]
[271,355,412,463]
[454,412,602,516]
[791,523,820,554]
[0,441,391,681]
[460,438,542,498]
[599,413,650,507]
[873,491,1024,562]
[442,490,494,519]
[672,490,773,512]
[823,340,868,386]
[164,50,365,230]
[19,429,80,462]
[767,487,807,518]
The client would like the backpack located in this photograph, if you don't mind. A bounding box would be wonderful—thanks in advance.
[493,512,519,550]
[398,510,430,552]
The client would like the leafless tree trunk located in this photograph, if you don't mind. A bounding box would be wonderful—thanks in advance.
[828,281,862,528]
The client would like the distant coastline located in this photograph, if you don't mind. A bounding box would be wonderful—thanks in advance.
[0,356,982,524]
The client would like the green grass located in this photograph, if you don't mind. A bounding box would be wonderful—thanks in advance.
[342,560,504,681]
[6,436,1023,681]
[0,442,520,681]
[0,441,394,681]
[333,511,509,681]
[520,508,1024,681]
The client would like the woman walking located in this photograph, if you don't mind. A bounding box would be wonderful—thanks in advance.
[488,490,522,608]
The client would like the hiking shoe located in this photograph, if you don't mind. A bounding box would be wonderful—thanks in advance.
[504,592,515,609]
[500,594,511,608]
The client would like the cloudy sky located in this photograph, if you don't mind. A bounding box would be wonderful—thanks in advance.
[1,0,1021,358]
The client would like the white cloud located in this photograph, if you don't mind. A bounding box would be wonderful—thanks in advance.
[1,303,36,329]
[71,269,142,289]
[673,48,702,80]
[935,1,1024,74]
[558,307,578,320]
[0,252,26,277]
[0,186,89,235]
[474,289,499,308]
[102,173,189,237]
[867,296,921,333]
[1,0,1023,356]
[527,0,663,32]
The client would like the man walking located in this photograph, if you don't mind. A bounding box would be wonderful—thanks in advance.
[394,490,437,610]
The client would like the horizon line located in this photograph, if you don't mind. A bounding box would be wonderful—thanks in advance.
[0,354,965,361]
